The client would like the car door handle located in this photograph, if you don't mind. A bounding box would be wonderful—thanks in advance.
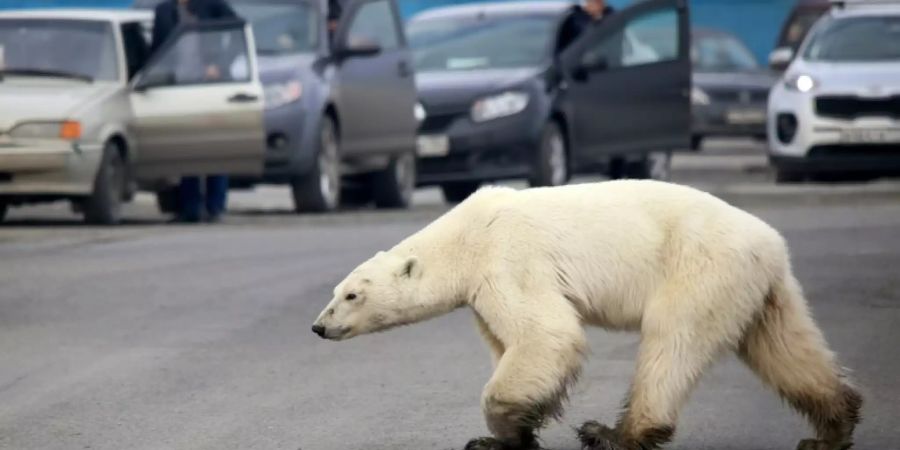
[228,93,259,103]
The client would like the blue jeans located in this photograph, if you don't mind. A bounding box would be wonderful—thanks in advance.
[178,175,229,221]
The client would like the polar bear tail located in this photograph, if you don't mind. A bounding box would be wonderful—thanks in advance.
[738,273,862,448]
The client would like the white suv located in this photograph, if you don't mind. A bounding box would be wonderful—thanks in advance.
[767,0,900,182]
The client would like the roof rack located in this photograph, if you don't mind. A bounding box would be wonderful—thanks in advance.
[829,0,900,9]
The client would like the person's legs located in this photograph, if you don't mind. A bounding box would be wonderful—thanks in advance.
[177,176,203,223]
[205,175,229,221]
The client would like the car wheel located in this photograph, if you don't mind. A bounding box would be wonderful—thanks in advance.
[529,121,568,188]
[373,151,416,209]
[155,185,180,215]
[775,167,805,183]
[440,181,480,204]
[625,151,672,181]
[292,117,340,213]
[84,141,126,225]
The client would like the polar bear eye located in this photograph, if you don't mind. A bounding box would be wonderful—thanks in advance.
[345,293,357,301]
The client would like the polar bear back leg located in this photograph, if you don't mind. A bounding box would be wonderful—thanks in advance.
[738,274,862,450]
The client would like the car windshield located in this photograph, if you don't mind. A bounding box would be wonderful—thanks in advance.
[803,15,900,62]
[408,13,556,72]
[0,19,118,81]
[692,33,759,72]
[234,2,318,55]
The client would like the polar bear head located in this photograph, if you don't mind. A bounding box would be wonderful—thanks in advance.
[311,251,423,341]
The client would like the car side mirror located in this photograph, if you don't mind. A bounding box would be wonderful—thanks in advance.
[768,47,794,71]
[134,70,175,92]
[335,37,382,59]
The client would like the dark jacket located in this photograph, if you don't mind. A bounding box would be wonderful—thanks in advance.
[150,0,238,53]
[555,5,616,55]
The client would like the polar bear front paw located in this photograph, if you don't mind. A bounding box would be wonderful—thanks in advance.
[577,421,625,450]
[796,439,853,450]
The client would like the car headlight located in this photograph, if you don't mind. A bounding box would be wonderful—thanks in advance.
[264,80,303,109]
[784,74,818,93]
[415,102,427,125]
[10,121,81,140]
[691,86,710,106]
[471,91,529,123]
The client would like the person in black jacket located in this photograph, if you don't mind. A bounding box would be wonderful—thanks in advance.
[556,0,616,55]
[150,0,238,223]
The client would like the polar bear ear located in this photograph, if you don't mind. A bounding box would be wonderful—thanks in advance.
[397,256,421,279]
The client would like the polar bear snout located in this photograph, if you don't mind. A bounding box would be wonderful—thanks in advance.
[311,324,326,338]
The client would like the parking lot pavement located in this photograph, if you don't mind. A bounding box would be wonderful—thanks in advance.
[0,140,899,450]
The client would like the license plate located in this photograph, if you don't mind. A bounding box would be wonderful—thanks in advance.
[726,108,766,125]
[416,134,450,158]
[839,129,900,144]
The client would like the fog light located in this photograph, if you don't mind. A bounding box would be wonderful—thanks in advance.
[776,113,798,144]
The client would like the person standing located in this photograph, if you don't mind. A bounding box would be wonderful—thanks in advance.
[556,0,616,55]
[150,0,238,223]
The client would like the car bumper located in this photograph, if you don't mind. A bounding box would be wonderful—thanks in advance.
[693,101,767,137]
[0,141,103,196]
[415,111,542,186]
[768,87,900,173]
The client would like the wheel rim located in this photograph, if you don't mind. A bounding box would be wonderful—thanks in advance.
[394,152,415,202]
[647,151,672,181]
[318,123,340,208]
[547,129,567,186]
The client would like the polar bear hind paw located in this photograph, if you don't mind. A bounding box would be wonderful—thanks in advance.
[796,439,853,450]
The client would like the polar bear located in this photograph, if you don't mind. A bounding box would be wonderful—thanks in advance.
[311,180,862,450]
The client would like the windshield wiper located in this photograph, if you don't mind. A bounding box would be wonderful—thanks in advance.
[0,68,94,82]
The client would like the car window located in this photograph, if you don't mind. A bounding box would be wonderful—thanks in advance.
[692,33,759,72]
[346,0,400,50]
[408,14,556,72]
[803,15,900,62]
[140,25,251,86]
[0,19,118,81]
[121,22,150,79]
[581,7,679,70]
[233,1,319,55]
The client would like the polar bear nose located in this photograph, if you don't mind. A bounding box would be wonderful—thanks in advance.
[312,324,326,338]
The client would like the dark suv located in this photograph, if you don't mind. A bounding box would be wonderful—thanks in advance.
[407,0,691,202]
[135,0,418,212]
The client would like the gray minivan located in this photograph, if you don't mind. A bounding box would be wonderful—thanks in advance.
[135,0,419,212]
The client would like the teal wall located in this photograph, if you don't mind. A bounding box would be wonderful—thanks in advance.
[0,0,796,62]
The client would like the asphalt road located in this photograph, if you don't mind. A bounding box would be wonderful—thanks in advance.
[1,141,899,450]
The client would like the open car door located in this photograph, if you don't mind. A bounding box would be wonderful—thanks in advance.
[129,20,265,179]
[559,0,691,161]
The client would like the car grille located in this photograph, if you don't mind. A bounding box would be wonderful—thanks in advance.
[809,144,900,158]
[706,87,768,103]
[815,96,900,120]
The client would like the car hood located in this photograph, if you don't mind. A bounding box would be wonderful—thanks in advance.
[693,70,776,91]
[415,67,542,113]
[0,80,115,131]
[257,53,317,84]
[791,61,900,95]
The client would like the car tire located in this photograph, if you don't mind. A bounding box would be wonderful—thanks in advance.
[529,121,569,188]
[775,167,805,183]
[440,181,480,204]
[621,151,672,181]
[83,141,126,225]
[373,151,416,209]
[292,117,340,213]
[155,186,180,215]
